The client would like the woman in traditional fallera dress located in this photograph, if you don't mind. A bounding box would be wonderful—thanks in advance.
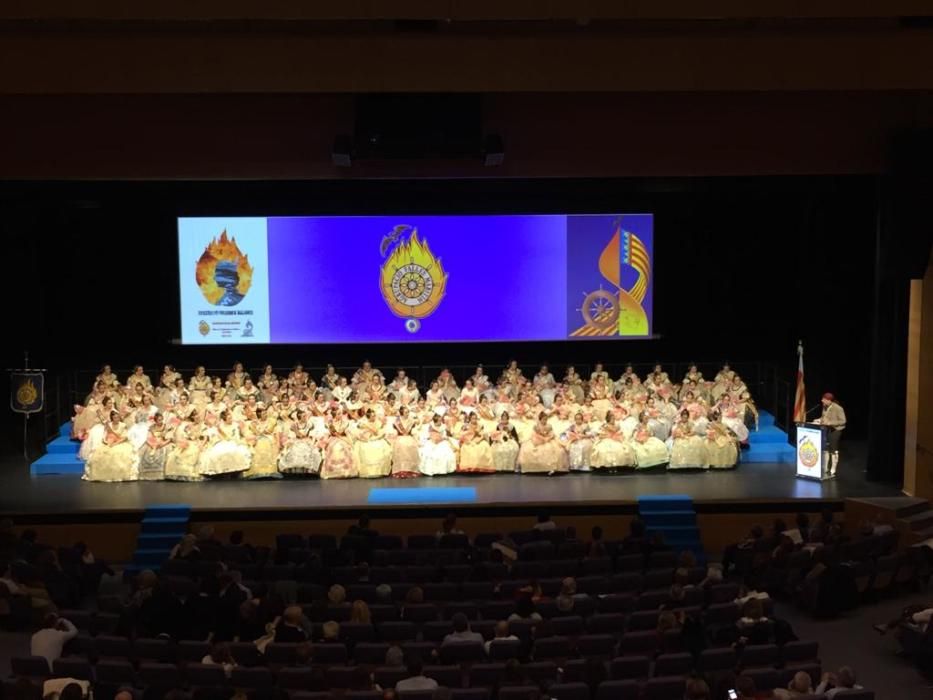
[491,413,520,472]
[717,394,750,444]
[390,406,421,478]
[705,411,738,469]
[458,413,495,473]
[96,364,119,389]
[200,410,252,477]
[667,410,707,470]
[255,365,278,400]
[591,411,636,470]
[74,394,113,443]
[631,412,670,469]
[419,414,458,476]
[320,411,358,479]
[84,411,139,482]
[242,407,282,480]
[533,365,557,408]
[564,412,594,471]
[126,366,152,392]
[164,412,205,481]
[518,413,568,475]
[320,364,341,399]
[278,409,323,476]
[563,366,585,404]
[475,395,498,434]
[138,413,172,481]
[459,379,479,414]
[355,409,393,478]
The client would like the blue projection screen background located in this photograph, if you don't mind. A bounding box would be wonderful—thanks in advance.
[178,214,653,345]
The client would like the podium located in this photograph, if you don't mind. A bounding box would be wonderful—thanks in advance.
[795,422,830,481]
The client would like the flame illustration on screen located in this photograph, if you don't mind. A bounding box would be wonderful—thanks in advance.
[195,230,254,306]
[379,228,447,323]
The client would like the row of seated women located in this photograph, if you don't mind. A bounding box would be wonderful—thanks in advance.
[73,362,747,483]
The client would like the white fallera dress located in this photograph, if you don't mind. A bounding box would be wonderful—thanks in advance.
[419,424,458,475]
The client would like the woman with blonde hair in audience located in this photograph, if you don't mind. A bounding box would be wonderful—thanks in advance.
[350,600,372,624]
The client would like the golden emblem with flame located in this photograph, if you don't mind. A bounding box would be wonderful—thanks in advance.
[379,225,447,332]
[195,230,254,306]
[16,378,38,407]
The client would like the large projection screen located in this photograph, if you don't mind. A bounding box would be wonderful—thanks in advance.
[178,214,653,344]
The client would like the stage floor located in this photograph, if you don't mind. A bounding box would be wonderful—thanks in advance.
[0,447,903,521]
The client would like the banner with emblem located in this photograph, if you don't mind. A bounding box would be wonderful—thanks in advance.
[11,371,44,414]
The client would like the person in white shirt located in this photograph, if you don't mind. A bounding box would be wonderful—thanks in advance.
[814,667,862,699]
[31,614,78,669]
[485,621,519,655]
[773,671,814,699]
[442,613,484,646]
[395,656,438,692]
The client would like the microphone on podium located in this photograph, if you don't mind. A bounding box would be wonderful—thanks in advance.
[804,404,822,418]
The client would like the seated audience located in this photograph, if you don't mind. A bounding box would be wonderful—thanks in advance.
[30,613,78,669]
[814,667,862,698]
[443,612,484,645]
[396,656,438,692]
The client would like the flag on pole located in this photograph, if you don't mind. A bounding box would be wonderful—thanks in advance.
[793,342,806,423]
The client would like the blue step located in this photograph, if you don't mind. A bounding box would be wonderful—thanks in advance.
[637,495,694,512]
[133,549,169,566]
[641,511,698,527]
[750,426,790,444]
[140,517,189,535]
[744,445,796,464]
[758,411,777,427]
[137,533,181,550]
[47,436,80,454]
[60,422,73,439]
[144,504,191,519]
[30,452,84,475]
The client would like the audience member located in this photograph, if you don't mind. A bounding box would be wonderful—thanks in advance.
[734,675,756,700]
[442,612,483,645]
[347,515,379,538]
[274,605,308,643]
[395,656,438,692]
[436,513,465,540]
[684,677,710,700]
[588,526,607,558]
[169,534,200,561]
[350,600,372,624]
[385,645,405,667]
[814,667,862,698]
[201,642,237,678]
[509,594,542,622]
[30,613,78,669]
[773,671,814,699]
[532,513,556,532]
[485,620,519,654]
[376,583,393,603]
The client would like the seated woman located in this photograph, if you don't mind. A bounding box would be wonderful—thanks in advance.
[241,407,282,480]
[200,410,252,477]
[279,409,323,476]
[563,365,585,404]
[436,368,460,402]
[76,396,113,456]
[667,410,708,470]
[490,412,520,472]
[419,413,458,476]
[644,396,671,441]
[533,365,558,408]
[125,365,153,392]
[457,413,495,473]
[518,412,568,475]
[631,412,670,469]
[718,394,750,444]
[390,406,421,478]
[138,412,172,481]
[84,410,139,482]
[459,378,479,414]
[564,411,594,472]
[320,410,358,479]
[226,362,250,397]
[164,412,206,481]
[354,408,393,478]
[590,411,636,470]
[156,364,182,411]
[705,411,738,469]
[475,394,499,434]
[425,381,445,409]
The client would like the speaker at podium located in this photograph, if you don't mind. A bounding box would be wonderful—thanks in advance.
[795,422,831,481]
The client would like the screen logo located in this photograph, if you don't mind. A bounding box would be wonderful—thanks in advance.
[379,225,448,333]
[195,230,254,306]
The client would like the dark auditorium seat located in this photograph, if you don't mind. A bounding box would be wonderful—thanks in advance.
[262,643,297,667]
[587,613,626,636]
[552,615,585,636]
[379,621,417,642]
[423,620,454,642]
[740,643,780,669]
[524,661,559,684]
[488,639,523,661]
[325,666,370,690]
[353,642,390,665]
[138,662,183,689]
[133,637,173,663]
[742,668,780,692]
[620,631,657,657]
[782,640,820,665]
[95,635,132,659]
[231,667,275,690]
[311,643,349,665]
[178,640,210,662]
[577,634,617,658]
[401,603,440,624]
[424,664,461,688]
[644,676,687,700]
[407,535,437,549]
[610,655,650,681]
[595,680,639,700]
[699,648,737,673]
[497,686,542,700]
[451,689,490,700]
[546,682,591,700]
[346,692,383,700]
[341,621,376,644]
[833,691,875,700]
[439,641,486,664]
[596,595,634,615]
[184,663,228,688]
[96,659,136,686]
[470,663,505,687]
[653,653,693,677]
[445,602,479,620]
[533,635,572,660]
[627,610,659,631]
[373,666,408,689]
[51,658,93,681]
[11,657,52,678]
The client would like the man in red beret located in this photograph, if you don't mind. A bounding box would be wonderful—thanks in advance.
[818,393,846,477]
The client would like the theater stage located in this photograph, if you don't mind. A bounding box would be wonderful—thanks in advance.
[0,443,903,523]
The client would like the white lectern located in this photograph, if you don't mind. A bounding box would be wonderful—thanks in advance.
[795,422,829,481]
